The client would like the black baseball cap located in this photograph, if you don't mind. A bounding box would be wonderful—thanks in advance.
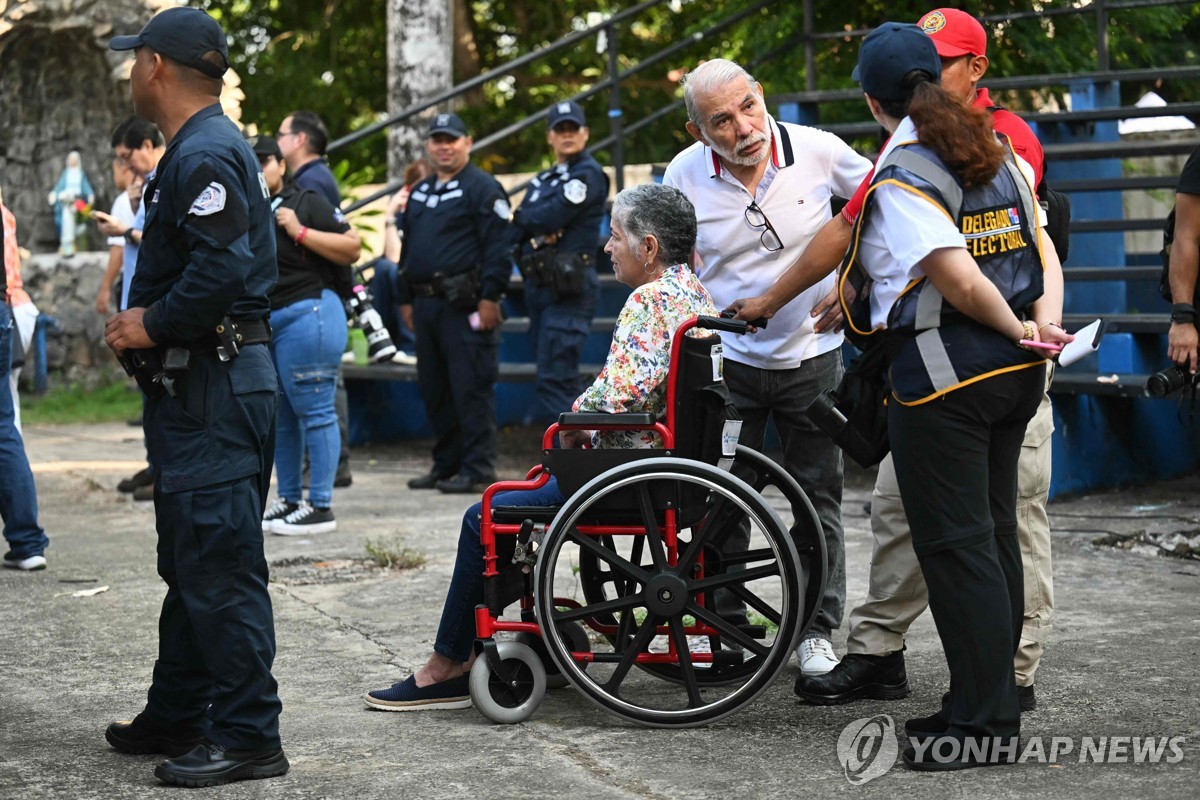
[547,100,587,129]
[427,113,469,139]
[249,135,282,160]
[852,22,941,102]
[109,7,229,79]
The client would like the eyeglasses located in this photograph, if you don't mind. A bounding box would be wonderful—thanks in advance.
[745,200,783,252]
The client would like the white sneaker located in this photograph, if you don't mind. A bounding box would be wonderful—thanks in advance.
[389,350,417,366]
[272,500,337,536]
[2,552,47,571]
[341,351,356,365]
[797,637,840,676]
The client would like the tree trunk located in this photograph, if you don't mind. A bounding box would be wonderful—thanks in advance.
[386,0,454,181]
[452,0,483,107]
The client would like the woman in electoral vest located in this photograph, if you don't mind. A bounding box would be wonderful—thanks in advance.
[843,23,1071,770]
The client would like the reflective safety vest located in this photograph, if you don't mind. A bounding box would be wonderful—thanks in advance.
[838,139,1046,405]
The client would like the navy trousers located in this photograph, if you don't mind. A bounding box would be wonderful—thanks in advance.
[142,345,283,751]
[525,269,598,424]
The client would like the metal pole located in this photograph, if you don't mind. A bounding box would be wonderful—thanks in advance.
[607,21,625,191]
[804,0,815,93]
[1096,0,1110,72]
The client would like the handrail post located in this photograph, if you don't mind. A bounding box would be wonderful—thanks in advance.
[606,20,625,192]
[1095,0,1109,73]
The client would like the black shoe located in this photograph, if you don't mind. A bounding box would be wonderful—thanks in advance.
[334,463,353,488]
[794,651,909,705]
[902,739,1019,772]
[132,483,155,502]
[154,741,289,788]
[436,474,497,494]
[117,467,154,494]
[1018,684,1036,712]
[105,715,206,757]
[407,471,450,490]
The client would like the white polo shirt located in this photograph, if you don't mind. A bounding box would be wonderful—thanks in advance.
[663,116,871,370]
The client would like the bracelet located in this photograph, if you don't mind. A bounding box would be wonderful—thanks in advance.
[1018,320,1037,348]
[295,226,309,246]
[1170,303,1197,324]
[1037,321,1062,333]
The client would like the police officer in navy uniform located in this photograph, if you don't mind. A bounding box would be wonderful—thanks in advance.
[400,114,511,494]
[511,100,608,423]
[102,8,288,787]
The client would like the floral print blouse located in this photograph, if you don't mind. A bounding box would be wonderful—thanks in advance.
[573,262,718,449]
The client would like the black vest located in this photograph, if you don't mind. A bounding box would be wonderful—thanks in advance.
[839,139,1045,404]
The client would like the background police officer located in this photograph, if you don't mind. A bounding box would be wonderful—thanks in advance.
[102,8,288,787]
[510,100,608,423]
[400,114,511,494]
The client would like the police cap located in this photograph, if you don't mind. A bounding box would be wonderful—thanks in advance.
[427,113,469,139]
[109,7,229,79]
[548,101,587,130]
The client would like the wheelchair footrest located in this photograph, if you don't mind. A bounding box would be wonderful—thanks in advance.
[736,624,767,640]
[711,649,745,667]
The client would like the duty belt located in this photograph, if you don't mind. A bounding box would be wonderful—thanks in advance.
[408,281,440,298]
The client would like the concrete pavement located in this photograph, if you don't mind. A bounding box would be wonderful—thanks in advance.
[2,421,1198,798]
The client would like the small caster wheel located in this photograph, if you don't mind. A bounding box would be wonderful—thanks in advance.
[469,641,547,723]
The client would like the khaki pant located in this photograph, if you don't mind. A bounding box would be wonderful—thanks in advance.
[845,377,1055,687]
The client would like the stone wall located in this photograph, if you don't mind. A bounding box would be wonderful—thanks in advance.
[0,0,156,254]
[19,252,125,388]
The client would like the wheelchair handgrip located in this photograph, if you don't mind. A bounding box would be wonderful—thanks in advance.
[702,312,766,334]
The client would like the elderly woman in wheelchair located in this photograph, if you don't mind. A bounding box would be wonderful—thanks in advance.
[365,183,827,727]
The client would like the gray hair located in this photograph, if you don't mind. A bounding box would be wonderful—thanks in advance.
[611,183,696,267]
[681,59,757,127]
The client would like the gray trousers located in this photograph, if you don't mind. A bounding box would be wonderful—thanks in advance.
[720,350,847,641]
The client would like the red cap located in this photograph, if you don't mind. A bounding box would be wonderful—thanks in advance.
[918,8,987,58]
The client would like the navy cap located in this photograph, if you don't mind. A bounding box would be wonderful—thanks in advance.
[547,100,587,130]
[249,135,282,160]
[852,22,941,102]
[427,113,469,139]
[109,7,229,79]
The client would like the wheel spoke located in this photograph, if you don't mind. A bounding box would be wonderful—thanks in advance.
[687,602,770,658]
[718,547,779,567]
[636,484,668,572]
[667,616,704,708]
[727,583,782,626]
[567,526,650,585]
[554,592,643,624]
[688,561,780,593]
[603,613,660,694]
[676,493,735,573]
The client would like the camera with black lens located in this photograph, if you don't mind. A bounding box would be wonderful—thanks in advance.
[1146,364,1200,397]
[346,284,397,363]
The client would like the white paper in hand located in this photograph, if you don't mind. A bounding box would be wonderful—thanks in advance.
[1058,319,1107,367]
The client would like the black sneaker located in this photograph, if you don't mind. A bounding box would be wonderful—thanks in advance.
[261,498,299,533]
[407,471,450,490]
[117,467,154,494]
[1018,684,1036,712]
[334,462,353,488]
[436,474,497,494]
[272,502,336,536]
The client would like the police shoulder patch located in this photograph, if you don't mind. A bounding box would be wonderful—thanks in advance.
[189,182,227,216]
[494,198,512,219]
[563,179,587,205]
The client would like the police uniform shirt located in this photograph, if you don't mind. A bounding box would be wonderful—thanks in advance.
[858,116,1044,328]
[512,152,608,255]
[269,184,353,311]
[399,163,511,302]
[131,104,276,345]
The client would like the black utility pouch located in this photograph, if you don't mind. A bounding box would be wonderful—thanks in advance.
[550,251,588,302]
[519,250,554,288]
[440,270,483,312]
[118,348,167,400]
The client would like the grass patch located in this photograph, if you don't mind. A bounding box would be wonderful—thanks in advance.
[364,537,427,571]
[21,381,142,426]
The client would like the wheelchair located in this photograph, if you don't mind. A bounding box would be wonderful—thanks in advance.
[468,315,828,728]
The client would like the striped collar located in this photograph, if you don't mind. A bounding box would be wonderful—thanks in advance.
[705,114,795,178]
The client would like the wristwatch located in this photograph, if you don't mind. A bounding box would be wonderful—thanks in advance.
[123,228,137,243]
[1170,303,1196,325]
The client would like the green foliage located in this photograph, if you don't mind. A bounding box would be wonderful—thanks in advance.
[197,0,1200,180]
[21,380,142,426]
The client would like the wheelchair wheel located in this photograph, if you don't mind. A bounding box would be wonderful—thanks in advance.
[515,619,591,690]
[469,641,547,724]
[730,445,828,644]
[534,457,804,728]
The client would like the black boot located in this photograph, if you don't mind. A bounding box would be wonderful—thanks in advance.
[105,714,206,757]
[794,650,909,705]
[154,741,289,788]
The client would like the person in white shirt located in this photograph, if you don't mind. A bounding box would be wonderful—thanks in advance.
[663,59,871,678]
[95,156,138,316]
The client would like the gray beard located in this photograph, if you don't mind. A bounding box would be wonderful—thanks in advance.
[710,131,769,167]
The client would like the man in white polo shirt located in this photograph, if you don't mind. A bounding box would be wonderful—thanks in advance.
[663,58,870,676]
